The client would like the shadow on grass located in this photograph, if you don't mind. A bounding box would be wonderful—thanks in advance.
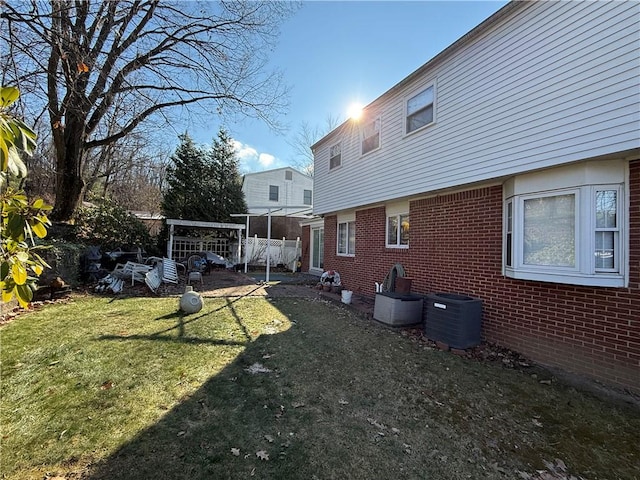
[83,295,640,480]
[98,293,256,348]
[85,319,313,479]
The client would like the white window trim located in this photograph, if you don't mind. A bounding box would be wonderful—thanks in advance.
[303,189,312,206]
[269,185,279,202]
[361,116,381,156]
[329,142,342,170]
[404,81,436,137]
[504,184,626,288]
[386,213,409,249]
[337,220,356,257]
[309,225,324,275]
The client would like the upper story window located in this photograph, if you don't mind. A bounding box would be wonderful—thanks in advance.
[285,170,293,180]
[329,143,342,170]
[503,160,626,287]
[387,214,410,248]
[361,117,380,155]
[269,185,279,201]
[303,189,312,205]
[406,85,434,134]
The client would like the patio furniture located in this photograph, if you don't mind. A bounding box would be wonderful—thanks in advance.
[187,254,205,286]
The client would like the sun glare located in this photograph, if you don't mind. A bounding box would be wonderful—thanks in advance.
[347,102,363,121]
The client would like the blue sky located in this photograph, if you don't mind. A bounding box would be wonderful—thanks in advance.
[188,1,508,173]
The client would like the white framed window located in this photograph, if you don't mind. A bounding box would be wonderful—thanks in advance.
[504,183,625,287]
[269,185,279,201]
[405,84,435,135]
[387,214,410,248]
[505,200,513,268]
[361,117,380,155]
[303,189,312,205]
[594,189,619,272]
[337,221,355,256]
[329,143,341,170]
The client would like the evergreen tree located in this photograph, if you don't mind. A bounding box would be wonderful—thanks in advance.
[208,129,248,222]
[161,130,247,223]
[161,134,212,221]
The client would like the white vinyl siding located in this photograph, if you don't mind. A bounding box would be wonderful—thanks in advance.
[313,1,640,215]
[242,168,313,214]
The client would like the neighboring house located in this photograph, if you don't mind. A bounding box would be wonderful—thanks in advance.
[305,1,640,392]
[129,211,164,237]
[242,167,313,239]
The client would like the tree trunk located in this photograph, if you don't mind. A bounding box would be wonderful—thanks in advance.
[50,115,86,222]
[51,166,85,222]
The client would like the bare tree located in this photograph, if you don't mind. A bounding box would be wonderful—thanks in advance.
[287,114,341,177]
[1,0,295,221]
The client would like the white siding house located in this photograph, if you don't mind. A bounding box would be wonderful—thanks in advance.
[306,0,640,393]
[312,1,639,215]
[241,167,313,240]
[242,167,313,216]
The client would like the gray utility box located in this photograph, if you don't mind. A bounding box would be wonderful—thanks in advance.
[425,293,482,349]
[374,292,424,327]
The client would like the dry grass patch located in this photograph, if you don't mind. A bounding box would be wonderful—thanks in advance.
[1,295,638,480]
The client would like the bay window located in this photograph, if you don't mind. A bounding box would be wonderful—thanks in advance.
[504,182,624,287]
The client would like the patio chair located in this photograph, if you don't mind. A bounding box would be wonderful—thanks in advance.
[186,254,205,286]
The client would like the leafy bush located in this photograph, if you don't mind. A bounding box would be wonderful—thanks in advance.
[74,200,154,252]
[1,86,52,307]
[38,239,84,286]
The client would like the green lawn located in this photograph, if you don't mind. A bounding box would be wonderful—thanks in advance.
[1,293,638,479]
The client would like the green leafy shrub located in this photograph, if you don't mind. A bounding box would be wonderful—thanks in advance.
[1,86,52,308]
[73,200,154,252]
[38,239,84,286]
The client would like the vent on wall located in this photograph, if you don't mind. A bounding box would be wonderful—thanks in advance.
[285,170,293,180]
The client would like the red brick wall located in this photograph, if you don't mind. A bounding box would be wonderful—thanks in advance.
[320,160,640,392]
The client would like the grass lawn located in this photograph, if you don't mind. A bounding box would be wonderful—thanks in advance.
[1,292,639,479]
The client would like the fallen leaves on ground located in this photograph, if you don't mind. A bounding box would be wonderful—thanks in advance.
[518,459,586,480]
[99,380,114,390]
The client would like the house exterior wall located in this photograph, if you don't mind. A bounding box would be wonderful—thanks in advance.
[320,160,639,391]
[242,167,313,214]
[313,1,640,215]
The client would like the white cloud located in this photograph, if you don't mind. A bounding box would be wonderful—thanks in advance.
[258,153,275,167]
[231,138,284,174]
[232,140,258,160]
